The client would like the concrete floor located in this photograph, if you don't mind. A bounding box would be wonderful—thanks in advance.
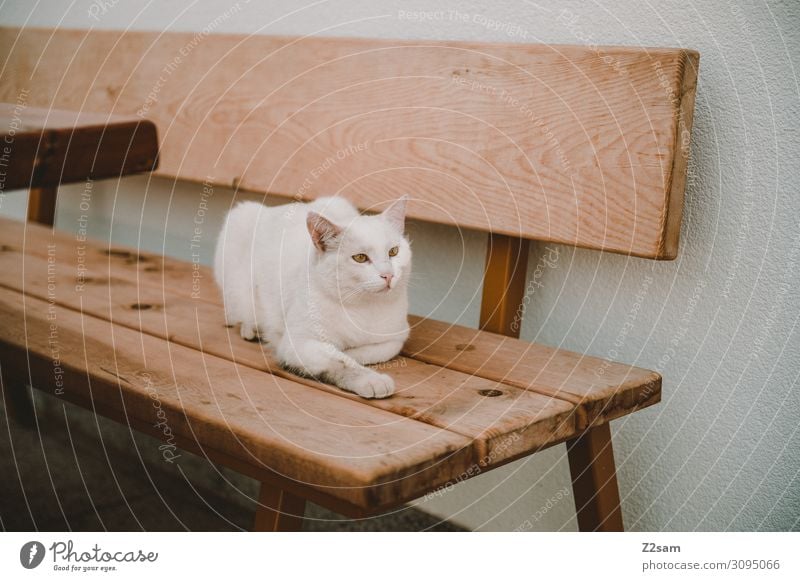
[0,388,463,532]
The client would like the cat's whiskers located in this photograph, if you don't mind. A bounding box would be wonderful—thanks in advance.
[404,271,423,289]
[340,286,366,304]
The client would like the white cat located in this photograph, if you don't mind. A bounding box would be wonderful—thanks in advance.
[213,195,411,399]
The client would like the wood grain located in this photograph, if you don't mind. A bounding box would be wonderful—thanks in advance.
[0,221,578,464]
[0,284,475,509]
[0,103,158,190]
[660,51,700,258]
[405,315,660,429]
[0,217,658,439]
[0,28,698,258]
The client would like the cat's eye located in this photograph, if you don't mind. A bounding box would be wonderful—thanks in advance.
[388,246,399,257]
[352,253,369,263]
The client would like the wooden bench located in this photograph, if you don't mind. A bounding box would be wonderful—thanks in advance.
[0,27,698,531]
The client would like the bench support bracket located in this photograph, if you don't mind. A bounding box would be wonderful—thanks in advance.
[479,236,624,531]
[479,234,529,336]
[253,482,307,532]
[27,187,58,226]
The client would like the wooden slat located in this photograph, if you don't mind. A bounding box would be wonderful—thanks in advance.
[0,221,578,464]
[0,284,475,510]
[0,217,658,432]
[405,316,660,429]
[0,27,698,258]
[0,103,158,190]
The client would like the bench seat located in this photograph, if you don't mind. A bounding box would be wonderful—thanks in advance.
[0,217,660,515]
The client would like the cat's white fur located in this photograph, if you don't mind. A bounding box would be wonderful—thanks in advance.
[213,196,411,398]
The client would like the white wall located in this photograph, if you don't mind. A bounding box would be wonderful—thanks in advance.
[1,0,798,531]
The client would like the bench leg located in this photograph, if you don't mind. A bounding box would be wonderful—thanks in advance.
[27,187,58,226]
[0,359,35,429]
[566,423,624,532]
[253,483,306,531]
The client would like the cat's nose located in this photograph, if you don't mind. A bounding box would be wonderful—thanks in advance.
[380,273,393,287]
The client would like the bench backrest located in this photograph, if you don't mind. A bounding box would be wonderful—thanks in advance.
[0,27,698,334]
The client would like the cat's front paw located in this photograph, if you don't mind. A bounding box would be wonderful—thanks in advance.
[349,371,395,399]
[240,322,259,341]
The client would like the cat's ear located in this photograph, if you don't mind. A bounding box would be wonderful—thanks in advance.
[307,211,342,251]
[382,195,408,233]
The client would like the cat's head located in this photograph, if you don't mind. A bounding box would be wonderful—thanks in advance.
[307,196,411,301]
